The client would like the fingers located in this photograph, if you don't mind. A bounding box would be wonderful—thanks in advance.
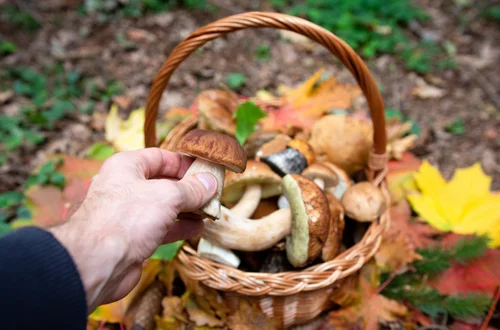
[161,218,204,244]
[100,148,194,180]
[173,173,218,212]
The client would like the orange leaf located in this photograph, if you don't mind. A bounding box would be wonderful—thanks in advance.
[260,69,361,133]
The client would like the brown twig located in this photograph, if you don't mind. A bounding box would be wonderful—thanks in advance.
[375,270,398,295]
[480,286,500,330]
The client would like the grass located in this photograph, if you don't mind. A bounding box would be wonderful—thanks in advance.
[273,0,457,73]
[0,65,123,164]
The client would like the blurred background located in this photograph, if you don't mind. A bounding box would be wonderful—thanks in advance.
[1,0,499,195]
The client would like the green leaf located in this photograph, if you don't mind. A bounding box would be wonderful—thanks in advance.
[150,240,184,260]
[87,142,116,160]
[0,41,16,55]
[16,205,31,219]
[226,72,247,89]
[385,108,404,120]
[0,191,23,209]
[233,101,267,145]
[50,172,66,188]
[254,44,272,62]
[445,118,465,135]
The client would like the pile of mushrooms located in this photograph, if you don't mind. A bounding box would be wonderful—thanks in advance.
[168,91,387,271]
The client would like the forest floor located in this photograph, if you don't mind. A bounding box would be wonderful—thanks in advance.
[1,0,500,192]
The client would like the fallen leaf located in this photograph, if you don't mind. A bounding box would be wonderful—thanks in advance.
[428,247,500,297]
[184,291,225,328]
[411,77,445,99]
[322,262,411,329]
[105,104,145,151]
[386,152,421,205]
[260,69,362,133]
[112,95,132,109]
[408,161,500,247]
[450,320,497,330]
[385,200,441,249]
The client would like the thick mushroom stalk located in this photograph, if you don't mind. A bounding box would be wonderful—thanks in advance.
[202,206,292,251]
[176,129,247,220]
[197,237,241,268]
[229,184,262,218]
[183,158,225,218]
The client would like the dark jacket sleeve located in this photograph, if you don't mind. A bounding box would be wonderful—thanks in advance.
[0,226,87,330]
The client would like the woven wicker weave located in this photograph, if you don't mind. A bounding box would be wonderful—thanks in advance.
[143,12,390,328]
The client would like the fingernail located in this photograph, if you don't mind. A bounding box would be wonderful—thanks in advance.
[195,173,217,192]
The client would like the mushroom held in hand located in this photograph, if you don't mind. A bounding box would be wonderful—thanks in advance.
[281,174,330,268]
[176,129,247,220]
[321,192,345,261]
[260,139,315,176]
[221,160,282,218]
[341,182,386,222]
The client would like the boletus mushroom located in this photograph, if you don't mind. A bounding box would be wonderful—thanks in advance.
[221,160,282,218]
[302,161,352,199]
[176,129,247,220]
[341,182,386,222]
[197,237,241,268]
[260,139,315,176]
[309,114,373,174]
[202,175,329,267]
[321,192,345,262]
[197,90,239,135]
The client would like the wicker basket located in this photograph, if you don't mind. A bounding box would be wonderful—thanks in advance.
[143,12,391,328]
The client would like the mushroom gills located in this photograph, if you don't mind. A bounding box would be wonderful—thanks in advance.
[282,175,310,267]
[277,195,290,209]
[313,178,325,190]
[197,238,241,268]
[183,158,225,219]
[230,184,262,218]
[260,148,308,176]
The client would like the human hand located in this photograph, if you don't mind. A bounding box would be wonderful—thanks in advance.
[49,148,217,312]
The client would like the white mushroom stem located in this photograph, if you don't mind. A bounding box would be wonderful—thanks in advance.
[277,195,290,209]
[183,158,225,219]
[230,184,262,218]
[313,178,325,190]
[197,238,241,268]
[202,206,292,251]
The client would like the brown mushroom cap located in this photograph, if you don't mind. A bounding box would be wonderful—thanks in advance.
[221,160,282,203]
[176,129,247,173]
[282,174,330,268]
[309,115,373,174]
[321,162,352,199]
[321,192,345,262]
[341,182,387,222]
[302,163,339,188]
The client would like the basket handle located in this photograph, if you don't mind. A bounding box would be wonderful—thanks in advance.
[144,12,388,174]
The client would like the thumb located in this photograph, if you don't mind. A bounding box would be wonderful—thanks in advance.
[174,172,218,212]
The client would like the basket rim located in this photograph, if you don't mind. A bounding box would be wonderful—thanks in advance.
[174,181,390,297]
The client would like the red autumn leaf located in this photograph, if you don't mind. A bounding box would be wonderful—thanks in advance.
[428,245,500,297]
[25,156,103,226]
[387,200,441,250]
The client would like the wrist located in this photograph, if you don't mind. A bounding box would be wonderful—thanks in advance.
[48,215,127,312]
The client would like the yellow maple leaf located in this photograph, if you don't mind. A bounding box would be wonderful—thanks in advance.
[105,104,146,151]
[408,161,500,247]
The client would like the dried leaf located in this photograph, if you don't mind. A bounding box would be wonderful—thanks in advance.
[105,104,145,151]
[411,77,445,99]
[186,307,224,327]
[260,69,361,133]
[323,263,411,329]
[386,152,421,205]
